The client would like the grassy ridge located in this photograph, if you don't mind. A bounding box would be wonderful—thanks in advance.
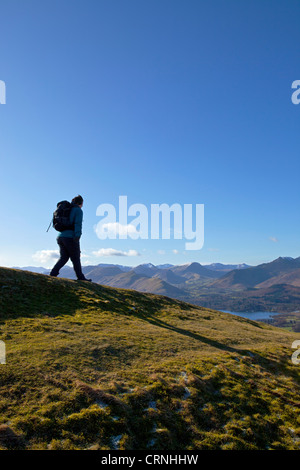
[0,267,299,450]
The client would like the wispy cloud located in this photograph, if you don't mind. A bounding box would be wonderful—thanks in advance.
[173,249,179,254]
[32,250,59,265]
[269,236,278,243]
[92,248,140,257]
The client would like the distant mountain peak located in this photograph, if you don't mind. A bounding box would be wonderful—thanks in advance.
[272,256,296,265]
[137,263,156,268]
[179,261,202,269]
[156,264,174,269]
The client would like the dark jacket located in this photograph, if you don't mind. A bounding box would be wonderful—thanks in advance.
[57,205,83,239]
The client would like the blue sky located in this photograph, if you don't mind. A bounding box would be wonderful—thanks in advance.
[0,0,299,268]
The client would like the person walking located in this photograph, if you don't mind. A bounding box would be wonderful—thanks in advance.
[50,195,91,281]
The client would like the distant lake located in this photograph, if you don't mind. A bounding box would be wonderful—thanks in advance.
[222,311,282,321]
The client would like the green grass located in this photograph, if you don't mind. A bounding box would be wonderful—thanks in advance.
[0,267,299,450]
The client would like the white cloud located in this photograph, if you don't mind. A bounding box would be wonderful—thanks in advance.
[82,259,92,266]
[32,250,59,265]
[92,248,140,257]
[94,222,138,238]
[173,249,179,254]
[269,236,278,243]
[157,250,166,255]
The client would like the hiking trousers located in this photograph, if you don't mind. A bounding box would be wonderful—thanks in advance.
[50,237,85,280]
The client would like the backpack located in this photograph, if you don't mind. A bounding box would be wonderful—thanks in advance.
[47,201,75,232]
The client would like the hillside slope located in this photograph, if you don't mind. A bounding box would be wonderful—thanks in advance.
[0,267,299,450]
[256,269,300,288]
[210,257,300,290]
[83,269,187,298]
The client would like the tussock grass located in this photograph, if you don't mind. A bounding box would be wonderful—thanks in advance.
[0,267,299,450]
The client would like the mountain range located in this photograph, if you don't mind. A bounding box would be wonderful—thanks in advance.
[210,257,300,290]
[13,257,300,313]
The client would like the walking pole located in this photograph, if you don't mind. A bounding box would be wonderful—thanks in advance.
[46,218,53,232]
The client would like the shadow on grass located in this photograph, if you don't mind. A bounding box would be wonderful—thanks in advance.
[1,270,297,379]
[131,311,243,354]
[0,268,85,319]
[139,313,299,384]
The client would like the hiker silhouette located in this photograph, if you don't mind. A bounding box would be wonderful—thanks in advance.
[49,195,92,281]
